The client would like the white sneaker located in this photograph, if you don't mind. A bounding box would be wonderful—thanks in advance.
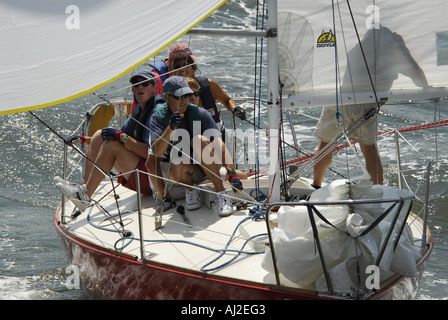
[56,180,91,212]
[185,187,201,210]
[54,176,85,186]
[217,191,234,217]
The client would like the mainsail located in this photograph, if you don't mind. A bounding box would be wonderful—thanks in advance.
[0,0,227,115]
[278,0,448,107]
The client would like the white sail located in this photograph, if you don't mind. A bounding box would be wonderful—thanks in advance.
[278,0,448,107]
[0,0,227,115]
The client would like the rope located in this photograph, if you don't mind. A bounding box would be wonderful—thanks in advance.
[248,117,448,179]
[92,92,259,205]
[85,204,267,272]
[254,0,267,199]
[345,0,382,113]
[28,110,127,228]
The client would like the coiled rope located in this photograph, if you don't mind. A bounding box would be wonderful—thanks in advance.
[86,203,267,273]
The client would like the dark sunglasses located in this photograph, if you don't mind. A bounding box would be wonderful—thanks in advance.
[131,80,152,88]
[170,93,193,100]
[192,91,200,97]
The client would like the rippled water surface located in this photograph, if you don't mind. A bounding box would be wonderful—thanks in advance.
[1,0,447,300]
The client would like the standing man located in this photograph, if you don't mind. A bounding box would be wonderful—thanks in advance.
[312,103,383,188]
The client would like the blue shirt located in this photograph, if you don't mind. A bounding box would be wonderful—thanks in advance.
[149,102,221,160]
[149,102,220,144]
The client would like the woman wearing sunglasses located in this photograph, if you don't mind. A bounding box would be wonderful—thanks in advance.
[170,52,246,132]
[147,76,235,217]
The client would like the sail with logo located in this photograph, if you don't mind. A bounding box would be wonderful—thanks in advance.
[277,0,448,108]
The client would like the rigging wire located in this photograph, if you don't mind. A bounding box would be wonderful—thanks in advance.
[285,0,383,188]
[331,0,342,127]
[27,110,127,230]
[279,82,288,199]
[433,98,441,165]
[254,0,267,198]
[90,93,259,205]
[345,0,382,113]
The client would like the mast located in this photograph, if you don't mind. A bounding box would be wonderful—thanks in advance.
[189,1,281,201]
[266,0,281,202]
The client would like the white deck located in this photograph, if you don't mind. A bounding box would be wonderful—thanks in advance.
[58,177,429,294]
[59,178,308,286]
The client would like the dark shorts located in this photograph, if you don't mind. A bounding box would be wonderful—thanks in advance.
[192,164,207,184]
[117,157,152,195]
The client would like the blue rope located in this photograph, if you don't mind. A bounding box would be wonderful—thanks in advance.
[248,189,268,220]
[199,216,266,272]
[87,207,267,272]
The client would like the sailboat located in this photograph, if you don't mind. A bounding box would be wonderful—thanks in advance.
[1,0,444,300]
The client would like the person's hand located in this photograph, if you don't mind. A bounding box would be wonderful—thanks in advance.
[233,106,246,120]
[66,135,86,145]
[101,128,123,141]
[169,112,182,130]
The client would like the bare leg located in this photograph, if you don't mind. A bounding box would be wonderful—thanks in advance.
[84,130,104,182]
[169,163,194,187]
[192,135,225,192]
[360,144,383,185]
[312,140,333,188]
[145,155,166,198]
[85,140,139,198]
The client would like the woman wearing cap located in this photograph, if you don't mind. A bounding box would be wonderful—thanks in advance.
[170,51,246,131]
[186,77,246,188]
[147,76,235,217]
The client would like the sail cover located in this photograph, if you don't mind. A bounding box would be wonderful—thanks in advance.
[278,0,448,107]
[0,0,227,115]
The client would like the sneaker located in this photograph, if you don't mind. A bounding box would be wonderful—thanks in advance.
[185,187,201,210]
[156,197,176,214]
[54,176,85,186]
[56,180,91,212]
[217,191,234,217]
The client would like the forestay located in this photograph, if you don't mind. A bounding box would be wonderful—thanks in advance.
[0,0,227,115]
[278,0,448,107]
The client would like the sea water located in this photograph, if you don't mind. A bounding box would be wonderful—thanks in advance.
[1,0,447,300]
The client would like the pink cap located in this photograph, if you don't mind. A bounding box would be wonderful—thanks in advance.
[169,43,198,61]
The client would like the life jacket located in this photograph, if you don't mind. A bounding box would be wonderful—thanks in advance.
[149,60,169,82]
[156,102,200,138]
[155,102,201,161]
[128,97,156,142]
[149,60,169,95]
[196,76,221,124]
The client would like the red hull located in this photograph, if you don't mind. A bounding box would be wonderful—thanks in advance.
[54,211,432,300]
[55,213,325,300]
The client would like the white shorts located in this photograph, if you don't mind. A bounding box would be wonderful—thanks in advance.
[313,103,378,145]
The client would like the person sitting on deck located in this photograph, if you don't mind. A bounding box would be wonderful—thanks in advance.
[185,76,246,188]
[55,70,158,212]
[170,52,246,136]
[146,76,235,217]
[146,42,247,131]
